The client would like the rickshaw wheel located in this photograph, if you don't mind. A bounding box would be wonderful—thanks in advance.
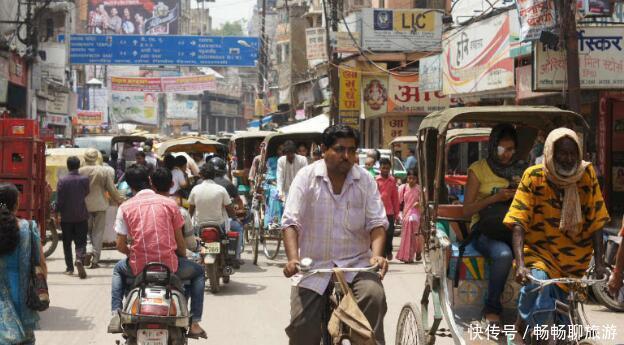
[396,303,426,345]
[43,218,59,258]
[252,209,262,265]
[262,237,282,260]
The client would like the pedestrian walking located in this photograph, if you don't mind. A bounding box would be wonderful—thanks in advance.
[396,169,423,263]
[0,183,47,345]
[376,157,399,260]
[56,156,90,279]
[80,148,124,269]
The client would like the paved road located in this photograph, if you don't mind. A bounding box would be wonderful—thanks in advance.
[36,239,624,345]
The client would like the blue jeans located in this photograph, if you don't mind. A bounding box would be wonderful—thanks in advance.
[474,233,513,315]
[111,257,205,322]
[230,219,244,259]
[518,269,568,329]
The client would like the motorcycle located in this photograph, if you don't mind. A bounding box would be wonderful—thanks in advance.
[589,226,624,312]
[113,262,190,345]
[198,223,239,293]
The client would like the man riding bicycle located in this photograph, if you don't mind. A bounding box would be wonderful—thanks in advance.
[282,125,389,345]
[503,128,610,340]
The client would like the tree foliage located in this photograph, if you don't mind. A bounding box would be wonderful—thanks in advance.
[212,20,246,36]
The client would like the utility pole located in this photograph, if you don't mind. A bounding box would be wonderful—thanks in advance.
[257,0,267,118]
[325,0,339,125]
[561,0,581,113]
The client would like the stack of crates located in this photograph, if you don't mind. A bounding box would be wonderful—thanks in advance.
[0,118,47,237]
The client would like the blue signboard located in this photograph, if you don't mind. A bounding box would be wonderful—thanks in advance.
[69,34,258,67]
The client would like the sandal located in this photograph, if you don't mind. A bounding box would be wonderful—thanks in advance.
[187,330,208,339]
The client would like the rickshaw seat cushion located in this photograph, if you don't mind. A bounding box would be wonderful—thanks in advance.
[447,241,490,281]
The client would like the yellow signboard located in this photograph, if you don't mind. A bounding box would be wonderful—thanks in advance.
[392,10,437,33]
[339,69,361,111]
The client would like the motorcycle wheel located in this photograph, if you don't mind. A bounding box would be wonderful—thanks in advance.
[43,218,59,258]
[591,280,624,312]
[206,264,220,294]
[589,258,624,312]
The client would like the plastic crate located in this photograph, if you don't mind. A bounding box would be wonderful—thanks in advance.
[2,118,39,138]
[1,139,44,177]
[0,178,35,211]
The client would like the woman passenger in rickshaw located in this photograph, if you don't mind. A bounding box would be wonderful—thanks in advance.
[462,124,528,327]
[263,144,285,228]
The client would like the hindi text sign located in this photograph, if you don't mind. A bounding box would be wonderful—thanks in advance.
[533,27,624,90]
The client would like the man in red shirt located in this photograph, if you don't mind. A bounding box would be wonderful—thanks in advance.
[108,166,206,339]
[376,158,399,260]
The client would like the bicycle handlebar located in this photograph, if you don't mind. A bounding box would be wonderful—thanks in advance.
[527,274,607,288]
[299,264,380,275]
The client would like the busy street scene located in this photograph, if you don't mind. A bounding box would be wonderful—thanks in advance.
[1,0,624,344]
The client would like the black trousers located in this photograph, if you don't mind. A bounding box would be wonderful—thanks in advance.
[61,221,88,272]
[385,215,395,257]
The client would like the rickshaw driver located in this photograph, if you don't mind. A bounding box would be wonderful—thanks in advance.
[503,128,610,340]
[282,125,389,345]
[277,140,308,202]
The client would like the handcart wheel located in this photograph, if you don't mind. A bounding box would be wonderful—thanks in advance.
[43,218,59,258]
[395,303,426,345]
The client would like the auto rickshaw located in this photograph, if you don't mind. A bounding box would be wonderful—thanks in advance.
[44,148,103,257]
[250,131,323,265]
[393,106,604,345]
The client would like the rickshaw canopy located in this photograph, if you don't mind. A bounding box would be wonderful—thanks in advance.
[157,136,226,156]
[419,106,589,134]
[445,128,492,145]
[389,136,420,145]
[262,132,323,157]
[230,131,274,142]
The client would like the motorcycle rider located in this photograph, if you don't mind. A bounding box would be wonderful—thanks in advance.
[188,162,236,233]
[108,165,207,339]
[208,157,246,265]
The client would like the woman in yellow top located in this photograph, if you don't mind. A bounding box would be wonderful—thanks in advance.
[463,124,527,327]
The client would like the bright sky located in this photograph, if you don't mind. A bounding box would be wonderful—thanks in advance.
[192,0,257,30]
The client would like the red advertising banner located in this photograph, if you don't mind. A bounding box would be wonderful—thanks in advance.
[76,110,104,126]
[161,75,216,92]
[111,75,216,92]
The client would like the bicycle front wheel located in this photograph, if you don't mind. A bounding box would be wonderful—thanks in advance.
[396,303,426,345]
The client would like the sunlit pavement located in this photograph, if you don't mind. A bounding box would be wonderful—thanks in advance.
[36,238,624,345]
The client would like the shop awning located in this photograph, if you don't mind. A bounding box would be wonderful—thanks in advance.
[247,115,274,130]
[278,114,329,134]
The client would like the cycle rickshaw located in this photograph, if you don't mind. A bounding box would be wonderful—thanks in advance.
[229,131,274,198]
[394,106,605,345]
[250,131,323,265]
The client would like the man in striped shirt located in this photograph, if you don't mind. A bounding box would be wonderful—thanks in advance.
[282,125,389,345]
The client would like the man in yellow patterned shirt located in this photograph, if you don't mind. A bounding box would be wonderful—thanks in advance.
[503,128,610,338]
